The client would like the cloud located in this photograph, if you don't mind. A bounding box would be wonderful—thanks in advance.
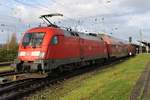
[12,0,124,21]
[120,0,150,13]
[1,0,150,43]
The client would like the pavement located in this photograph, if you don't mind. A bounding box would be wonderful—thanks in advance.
[130,61,150,100]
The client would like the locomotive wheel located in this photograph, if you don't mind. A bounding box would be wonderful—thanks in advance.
[22,65,31,72]
[37,64,42,72]
[16,62,23,72]
[52,66,64,74]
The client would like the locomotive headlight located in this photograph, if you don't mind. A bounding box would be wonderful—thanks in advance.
[39,52,45,58]
[31,51,45,58]
[18,51,26,56]
[18,51,45,58]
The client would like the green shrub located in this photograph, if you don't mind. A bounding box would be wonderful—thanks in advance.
[0,48,18,62]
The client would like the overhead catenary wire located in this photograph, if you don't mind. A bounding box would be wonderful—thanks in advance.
[13,0,79,28]
[13,0,50,12]
[12,0,98,30]
[2,0,112,33]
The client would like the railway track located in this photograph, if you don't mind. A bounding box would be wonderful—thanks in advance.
[0,62,12,67]
[0,57,129,100]
[0,71,16,77]
[0,61,15,77]
[0,79,37,100]
[0,72,73,100]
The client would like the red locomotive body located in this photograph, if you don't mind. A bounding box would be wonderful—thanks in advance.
[16,27,108,72]
[13,14,136,75]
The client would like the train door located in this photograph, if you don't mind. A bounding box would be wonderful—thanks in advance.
[79,38,84,59]
[104,42,110,58]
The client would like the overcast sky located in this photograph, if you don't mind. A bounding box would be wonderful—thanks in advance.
[0,0,150,44]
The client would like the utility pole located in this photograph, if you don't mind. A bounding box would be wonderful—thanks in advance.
[139,29,143,53]
[146,42,149,53]
[101,17,105,33]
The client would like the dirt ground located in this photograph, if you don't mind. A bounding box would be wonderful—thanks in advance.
[130,61,150,100]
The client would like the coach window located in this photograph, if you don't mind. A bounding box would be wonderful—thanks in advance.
[51,36,58,45]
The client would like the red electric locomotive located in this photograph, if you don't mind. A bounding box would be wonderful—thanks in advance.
[14,14,108,73]
[13,14,136,75]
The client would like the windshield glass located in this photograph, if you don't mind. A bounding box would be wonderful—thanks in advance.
[22,32,45,47]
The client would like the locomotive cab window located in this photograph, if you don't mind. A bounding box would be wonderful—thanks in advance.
[22,32,45,47]
[51,36,58,45]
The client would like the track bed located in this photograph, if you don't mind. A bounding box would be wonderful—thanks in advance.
[0,57,129,100]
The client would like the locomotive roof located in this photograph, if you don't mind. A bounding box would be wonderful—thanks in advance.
[27,26,131,42]
[63,30,100,41]
[26,27,100,41]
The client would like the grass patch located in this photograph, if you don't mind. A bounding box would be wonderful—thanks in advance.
[0,66,14,72]
[29,54,150,100]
